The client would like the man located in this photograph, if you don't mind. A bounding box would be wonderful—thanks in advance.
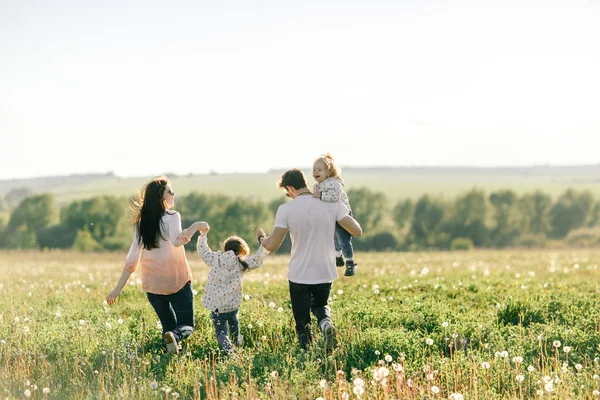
[256,168,362,351]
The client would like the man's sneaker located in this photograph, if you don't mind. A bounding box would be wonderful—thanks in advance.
[336,256,345,267]
[163,331,179,355]
[321,321,337,351]
[344,261,357,277]
[237,334,244,347]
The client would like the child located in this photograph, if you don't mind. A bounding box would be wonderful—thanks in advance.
[312,153,358,276]
[183,224,269,354]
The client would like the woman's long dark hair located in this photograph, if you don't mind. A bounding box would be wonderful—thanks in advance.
[130,176,170,250]
[224,236,250,271]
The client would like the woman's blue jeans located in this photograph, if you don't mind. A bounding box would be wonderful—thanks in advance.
[147,281,195,343]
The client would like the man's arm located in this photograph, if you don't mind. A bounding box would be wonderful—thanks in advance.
[256,226,288,252]
[337,215,363,237]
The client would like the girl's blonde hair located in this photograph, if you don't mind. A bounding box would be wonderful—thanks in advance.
[314,153,342,179]
[223,236,251,271]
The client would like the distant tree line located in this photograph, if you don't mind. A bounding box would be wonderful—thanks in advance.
[1,187,600,252]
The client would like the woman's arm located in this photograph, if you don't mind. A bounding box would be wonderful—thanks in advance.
[179,221,210,242]
[106,229,140,304]
[106,270,133,305]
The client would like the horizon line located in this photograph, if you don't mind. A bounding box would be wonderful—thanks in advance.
[2,162,600,182]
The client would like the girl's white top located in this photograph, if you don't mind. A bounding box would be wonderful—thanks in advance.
[315,177,351,211]
[197,234,268,313]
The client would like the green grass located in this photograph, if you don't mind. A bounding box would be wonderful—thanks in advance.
[2,249,600,398]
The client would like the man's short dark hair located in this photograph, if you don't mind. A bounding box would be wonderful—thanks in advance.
[277,168,308,190]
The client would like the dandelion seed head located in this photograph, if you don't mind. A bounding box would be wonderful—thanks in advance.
[431,386,439,394]
[426,338,434,345]
[43,388,50,394]
[576,364,582,371]
[563,346,571,354]
[269,302,276,308]
[353,386,364,396]
[24,389,31,397]
[516,375,525,382]
[553,340,561,348]
[481,362,490,369]
[442,321,449,328]
[512,356,523,364]
[384,354,392,362]
[353,378,365,387]
[150,381,158,390]
[527,365,535,372]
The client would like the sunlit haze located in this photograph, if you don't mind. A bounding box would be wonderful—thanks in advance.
[1,0,599,179]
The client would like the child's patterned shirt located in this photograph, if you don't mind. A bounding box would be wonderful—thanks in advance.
[315,177,351,211]
[197,234,268,313]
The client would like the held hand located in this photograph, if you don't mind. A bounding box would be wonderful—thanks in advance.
[177,229,191,243]
[256,228,267,246]
[197,221,210,232]
[106,289,120,305]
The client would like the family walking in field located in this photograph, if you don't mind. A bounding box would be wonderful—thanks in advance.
[106,154,362,355]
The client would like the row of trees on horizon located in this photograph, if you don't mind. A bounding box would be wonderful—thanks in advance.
[1,186,599,253]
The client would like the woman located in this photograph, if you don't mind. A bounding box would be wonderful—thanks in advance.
[106,176,207,354]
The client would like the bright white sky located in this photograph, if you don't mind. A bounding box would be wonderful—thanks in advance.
[1,0,599,179]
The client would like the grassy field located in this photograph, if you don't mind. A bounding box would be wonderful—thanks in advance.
[2,249,600,399]
[3,167,600,206]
